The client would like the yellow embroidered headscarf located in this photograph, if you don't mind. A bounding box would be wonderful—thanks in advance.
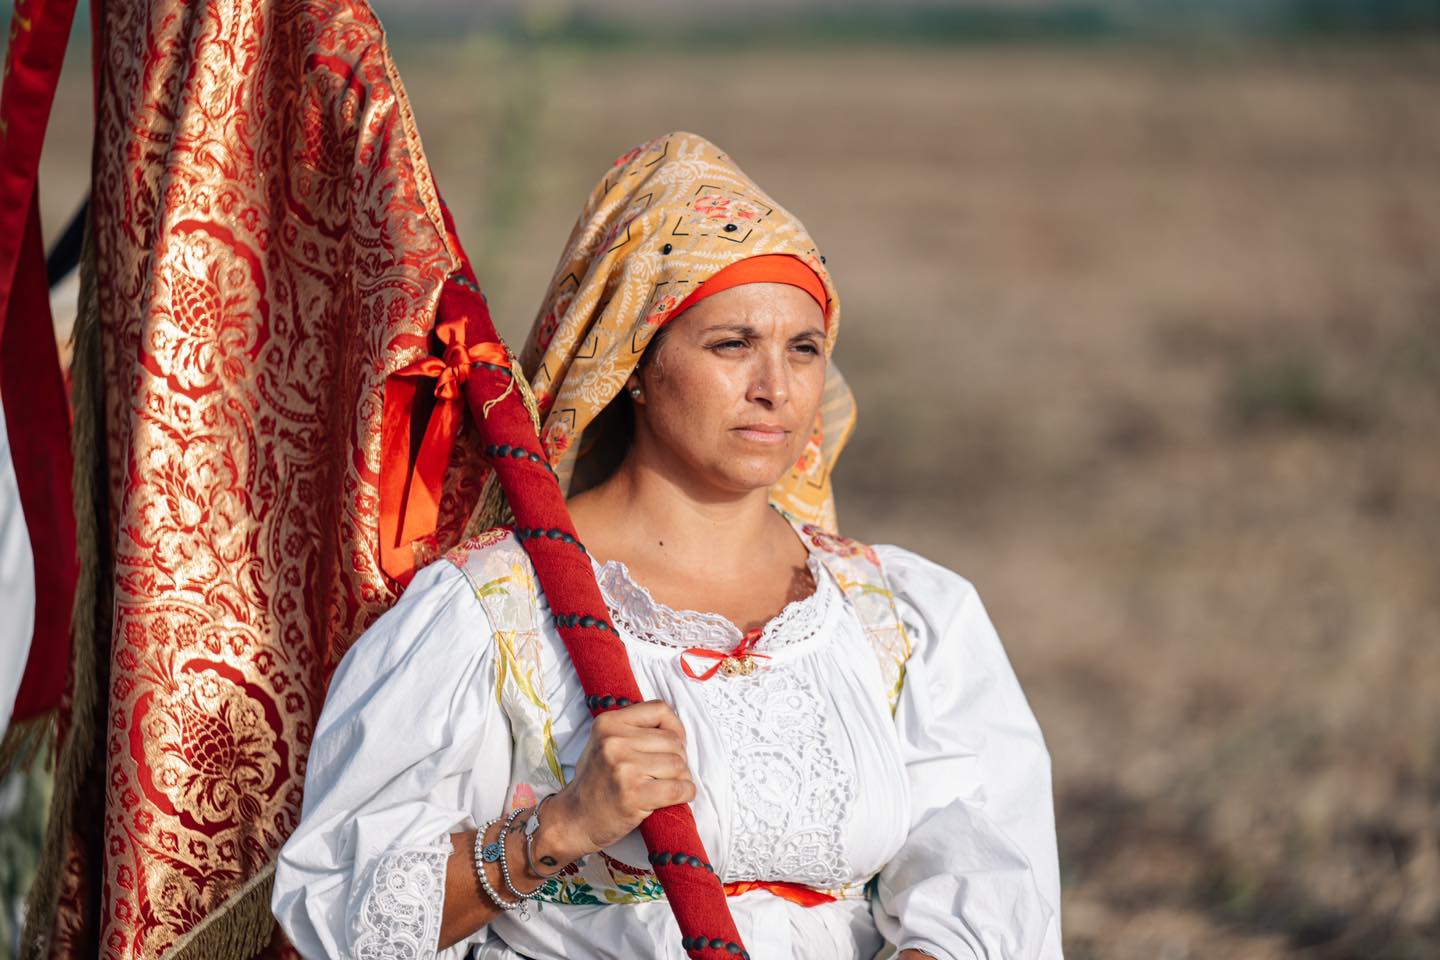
[519,131,856,532]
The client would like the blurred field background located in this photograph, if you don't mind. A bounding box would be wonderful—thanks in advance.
[6,1,1440,957]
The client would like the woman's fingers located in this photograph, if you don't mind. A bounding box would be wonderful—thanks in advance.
[632,750,692,780]
[611,749,692,787]
[612,744,694,811]
[604,699,686,739]
[622,726,689,758]
[630,771,698,812]
[646,700,688,744]
[558,698,698,852]
[654,776,697,807]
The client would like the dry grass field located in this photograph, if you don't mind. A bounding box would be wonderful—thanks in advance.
[25,28,1440,960]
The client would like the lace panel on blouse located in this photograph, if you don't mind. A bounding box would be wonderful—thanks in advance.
[594,553,833,652]
[704,666,856,886]
[352,846,447,960]
[593,554,856,887]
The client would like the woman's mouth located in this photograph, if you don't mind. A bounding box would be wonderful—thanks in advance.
[732,424,789,444]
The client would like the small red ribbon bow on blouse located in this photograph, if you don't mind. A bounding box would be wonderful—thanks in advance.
[681,628,770,682]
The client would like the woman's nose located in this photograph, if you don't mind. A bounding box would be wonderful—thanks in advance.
[747,349,790,407]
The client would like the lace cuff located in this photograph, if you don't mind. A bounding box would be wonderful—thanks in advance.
[352,845,450,960]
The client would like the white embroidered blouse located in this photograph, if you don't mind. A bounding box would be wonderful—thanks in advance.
[271,537,1063,960]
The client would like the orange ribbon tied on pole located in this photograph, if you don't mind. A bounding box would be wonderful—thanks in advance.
[379,284,510,583]
[681,628,771,682]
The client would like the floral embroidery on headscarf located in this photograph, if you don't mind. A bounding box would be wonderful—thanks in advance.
[644,293,682,326]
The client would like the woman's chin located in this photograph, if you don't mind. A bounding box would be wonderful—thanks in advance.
[699,456,797,496]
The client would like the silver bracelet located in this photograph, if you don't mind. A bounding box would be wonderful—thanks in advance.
[497,807,540,919]
[522,794,566,880]
[472,817,524,914]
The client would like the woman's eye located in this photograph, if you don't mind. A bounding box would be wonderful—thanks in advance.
[792,341,821,355]
[712,339,747,351]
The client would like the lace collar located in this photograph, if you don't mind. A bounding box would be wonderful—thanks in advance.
[593,552,835,654]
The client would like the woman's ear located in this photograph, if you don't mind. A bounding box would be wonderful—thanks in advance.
[625,374,644,405]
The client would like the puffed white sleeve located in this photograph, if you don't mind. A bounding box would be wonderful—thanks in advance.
[871,545,1063,960]
[271,558,511,960]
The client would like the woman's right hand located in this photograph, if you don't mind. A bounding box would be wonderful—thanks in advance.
[533,700,696,870]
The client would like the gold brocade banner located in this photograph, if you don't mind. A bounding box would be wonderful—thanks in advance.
[27,1,490,956]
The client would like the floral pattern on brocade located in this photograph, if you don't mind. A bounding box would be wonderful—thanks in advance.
[47,0,489,955]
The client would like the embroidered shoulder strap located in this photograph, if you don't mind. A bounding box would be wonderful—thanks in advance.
[446,528,565,795]
[444,528,666,906]
[787,518,914,714]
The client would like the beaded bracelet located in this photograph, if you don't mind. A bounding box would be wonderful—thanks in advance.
[471,816,524,915]
[496,807,540,920]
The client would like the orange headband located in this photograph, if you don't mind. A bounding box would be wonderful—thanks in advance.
[666,254,829,328]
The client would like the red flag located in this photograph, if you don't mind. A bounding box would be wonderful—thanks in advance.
[0,0,80,726]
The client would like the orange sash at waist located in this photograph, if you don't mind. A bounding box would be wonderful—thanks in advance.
[722,881,849,908]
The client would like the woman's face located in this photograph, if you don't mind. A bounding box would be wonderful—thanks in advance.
[630,281,827,498]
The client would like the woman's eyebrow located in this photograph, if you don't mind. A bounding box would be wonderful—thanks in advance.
[698,323,824,340]
[700,323,761,337]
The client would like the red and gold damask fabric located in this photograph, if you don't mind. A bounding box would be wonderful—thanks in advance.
[30,1,493,956]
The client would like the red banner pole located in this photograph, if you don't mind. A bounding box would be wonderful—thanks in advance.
[459,365,751,960]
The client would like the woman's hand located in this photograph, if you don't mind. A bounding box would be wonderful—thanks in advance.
[440,700,692,946]
[534,700,695,869]
[897,952,938,960]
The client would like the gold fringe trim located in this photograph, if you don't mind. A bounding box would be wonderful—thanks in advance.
[166,862,277,960]
[0,712,53,777]
[480,366,517,419]
[511,352,542,435]
[468,469,514,539]
[21,213,110,960]
[465,350,541,539]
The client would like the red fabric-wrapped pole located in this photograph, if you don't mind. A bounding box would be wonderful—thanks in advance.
[408,205,748,960]
[465,374,746,959]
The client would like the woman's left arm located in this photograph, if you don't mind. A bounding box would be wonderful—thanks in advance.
[271,559,513,959]
[871,546,1064,960]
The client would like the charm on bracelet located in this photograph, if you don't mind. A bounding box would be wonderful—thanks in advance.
[497,807,540,920]
[472,817,525,915]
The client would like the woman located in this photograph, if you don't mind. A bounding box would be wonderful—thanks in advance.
[272,132,1063,959]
